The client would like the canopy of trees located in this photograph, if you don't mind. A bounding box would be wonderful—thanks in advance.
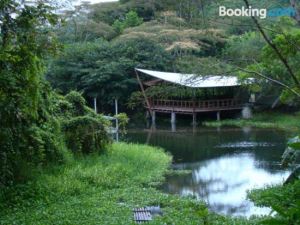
[47,37,173,112]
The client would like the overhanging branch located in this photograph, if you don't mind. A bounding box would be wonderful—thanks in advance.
[243,0,300,87]
[237,66,300,98]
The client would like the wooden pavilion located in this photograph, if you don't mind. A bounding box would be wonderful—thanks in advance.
[135,68,252,124]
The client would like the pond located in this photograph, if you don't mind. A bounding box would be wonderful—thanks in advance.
[124,125,292,217]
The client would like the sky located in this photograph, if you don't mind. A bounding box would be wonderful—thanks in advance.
[49,0,119,13]
[74,0,118,6]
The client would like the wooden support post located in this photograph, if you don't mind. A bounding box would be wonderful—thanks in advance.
[217,111,221,121]
[171,112,176,124]
[94,97,97,114]
[146,111,150,119]
[242,105,252,119]
[135,69,152,117]
[115,99,119,142]
[192,113,197,126]
[115,99,119,131]
[171,122,176,132]
[152,111,156,124]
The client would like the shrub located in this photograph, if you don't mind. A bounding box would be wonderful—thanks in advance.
[114,113,129,134]
[65,91,87,117]
[248,180,300,225]
[112,10,143,34]
[63,116,110,154]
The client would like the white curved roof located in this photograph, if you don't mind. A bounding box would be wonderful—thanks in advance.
[136,68,241,88]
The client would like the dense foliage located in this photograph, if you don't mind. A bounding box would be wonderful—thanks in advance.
[0,0,66,186]
[55,91,111,154]
[0,143,256,225]
[248,180,300,225]
[112,10,143,34]
[47,38,173,112]
[48,0,300,111]
[239,18,300,104]
[0,1,110,186]
[1,0,300,224]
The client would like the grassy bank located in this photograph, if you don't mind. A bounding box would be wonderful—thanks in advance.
[203,111,300,131]
[0,143,256,225]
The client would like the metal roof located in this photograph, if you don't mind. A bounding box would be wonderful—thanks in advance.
[135,68,241,88]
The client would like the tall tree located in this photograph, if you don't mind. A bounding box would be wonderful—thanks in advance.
[47,38,173,112]
[242,0,300,88]
[0,0,65,185]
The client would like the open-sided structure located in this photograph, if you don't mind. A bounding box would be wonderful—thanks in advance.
[135,68,252,124]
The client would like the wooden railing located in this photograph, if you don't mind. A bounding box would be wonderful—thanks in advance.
[148,98,243,110]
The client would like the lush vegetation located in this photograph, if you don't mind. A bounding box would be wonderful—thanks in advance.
[0,1,110,186]
[47,38,172,112]
[248,180,300,225]
[0,143,256,225]
[203,111,300,131]
[0,0,67,186]
[48,0,300,110]
[248,134,300,225]
[1,0,300,224]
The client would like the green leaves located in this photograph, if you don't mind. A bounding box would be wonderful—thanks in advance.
[112,10,143,34]
[48,38,172,111]
[248,180,300,225]
[287,136,300,150]
[0,0,64,186]
[63,115,110,154]
[242,25,300,104]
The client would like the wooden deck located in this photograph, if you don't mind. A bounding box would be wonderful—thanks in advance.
[147,99,244,114]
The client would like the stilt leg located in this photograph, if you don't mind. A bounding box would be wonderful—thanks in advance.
[217,111,221,121]
[152,111,156,124]
[171,112,176,124]
[192,113,197,126]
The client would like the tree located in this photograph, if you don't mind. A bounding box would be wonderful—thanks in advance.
[222,31,266,66]
[235,19,300,105]
[112,10,143,34]
[0,0,66,185]
[242,0,300,90]
[47,38,173,112]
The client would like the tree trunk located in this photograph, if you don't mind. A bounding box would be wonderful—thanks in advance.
[284,165,300,184]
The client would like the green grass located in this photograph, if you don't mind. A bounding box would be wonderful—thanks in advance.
[0,143,257,225]
[203,111,300,131]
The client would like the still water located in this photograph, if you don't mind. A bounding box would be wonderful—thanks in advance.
[124,126,292,217]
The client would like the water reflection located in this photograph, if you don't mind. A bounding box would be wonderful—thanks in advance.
[124,126,292,217]
[166,153,289,216]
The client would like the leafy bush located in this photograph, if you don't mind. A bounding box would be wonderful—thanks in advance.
[222,32,265,66]
[114,113,129,134]
[62,116,110,154]
[248,180,300,225]
[65,91,87,117]
[248,133,300,225]
[52,91,111,155]
[112,10,143,34]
